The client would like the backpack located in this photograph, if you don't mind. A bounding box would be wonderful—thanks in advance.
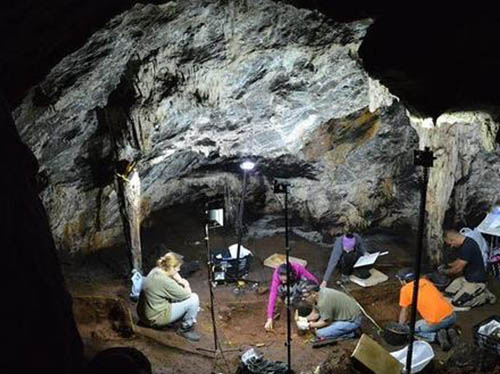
[489,246,500,279]
[460,227,489,270]
[130,269,143,301]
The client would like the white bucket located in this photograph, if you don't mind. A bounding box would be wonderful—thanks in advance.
[390,341,435,373]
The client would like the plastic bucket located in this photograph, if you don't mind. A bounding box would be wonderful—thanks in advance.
[390,341,435,373]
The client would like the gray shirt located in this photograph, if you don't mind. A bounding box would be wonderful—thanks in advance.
[137,267,191,327]
[317,288,361,321]
[322,233,368,283]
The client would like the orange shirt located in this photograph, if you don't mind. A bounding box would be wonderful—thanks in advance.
[399,278,453,324]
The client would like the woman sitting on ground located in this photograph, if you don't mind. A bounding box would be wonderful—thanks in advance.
[137,251,200,341]
[264,262,318,331]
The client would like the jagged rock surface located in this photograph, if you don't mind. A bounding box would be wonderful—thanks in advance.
[10,0,440,254]
[410,111,500,262]
[1,93,83,374]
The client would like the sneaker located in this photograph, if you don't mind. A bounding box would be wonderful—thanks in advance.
[177,326,200,342]
[452,305,471,312]
[437,329,451,351]
[447,328,459,347]
[487,291,497,305]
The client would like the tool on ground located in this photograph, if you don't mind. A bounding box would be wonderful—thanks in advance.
[337,281,383,332]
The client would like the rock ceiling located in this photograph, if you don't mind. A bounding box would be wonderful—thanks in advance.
[1,1,499,261]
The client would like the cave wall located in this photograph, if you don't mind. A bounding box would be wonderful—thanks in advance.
[358,11,500,262]
[0,93,83,373]
[12,0,499,261]
[11,0,422,254]
[410,111,500,262]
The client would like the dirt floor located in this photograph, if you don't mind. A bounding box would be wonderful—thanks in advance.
[63,205,500,374]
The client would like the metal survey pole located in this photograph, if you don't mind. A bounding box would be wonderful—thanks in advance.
[274,179,292,374]
[406,147,434,374]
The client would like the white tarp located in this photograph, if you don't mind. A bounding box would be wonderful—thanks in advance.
[477,213,500,237]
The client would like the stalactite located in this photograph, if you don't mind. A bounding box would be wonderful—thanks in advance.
[123,168,143,272]
[116,161,143,272]
[409,116,459,264]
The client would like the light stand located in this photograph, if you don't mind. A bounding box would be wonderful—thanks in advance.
[197,203,239,366]
[233,160,260,289]
[274,178,293,374]
[406,147,434,374]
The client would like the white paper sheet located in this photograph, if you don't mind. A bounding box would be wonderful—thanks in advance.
[228,243,253,259]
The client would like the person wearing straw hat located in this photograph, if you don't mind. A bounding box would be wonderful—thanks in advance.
[264,262,318,331]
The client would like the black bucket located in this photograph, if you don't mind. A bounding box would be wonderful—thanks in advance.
[426,272,450,291]
[383,322,409,346]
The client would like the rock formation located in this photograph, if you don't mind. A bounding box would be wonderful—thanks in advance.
[0,93,83,373]
[7,0,499,263]
[12,0,421,257]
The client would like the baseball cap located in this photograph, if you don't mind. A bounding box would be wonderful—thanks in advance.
[396,267,416,282]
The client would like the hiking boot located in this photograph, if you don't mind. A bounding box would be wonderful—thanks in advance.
[312,336,338,348]
[447,328,460,347]
[437,329,451,351]
[177,326,200,342]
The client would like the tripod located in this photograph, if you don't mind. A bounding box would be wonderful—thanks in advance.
[405,147,435,374]
[274,179,293,374]
[197,214,240,368]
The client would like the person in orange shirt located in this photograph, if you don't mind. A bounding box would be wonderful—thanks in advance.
[397,268,457,350]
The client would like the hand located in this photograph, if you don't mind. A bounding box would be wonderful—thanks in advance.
[320,281,327,288]
[264,319,273,331]
[437,264,447,274]
[172,272,182,282]
[307,309,320,322]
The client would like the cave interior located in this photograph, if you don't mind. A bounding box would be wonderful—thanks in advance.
[1,1,499,373]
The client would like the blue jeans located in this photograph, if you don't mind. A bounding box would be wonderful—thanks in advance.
[168,293,200,329]
[316,315,362,339]
[411,312,456,341]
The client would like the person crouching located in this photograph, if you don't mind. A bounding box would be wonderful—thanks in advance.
[396,268,457,351]
[264,262,318,331]
[137,252,200,341]
[297,283,362,342]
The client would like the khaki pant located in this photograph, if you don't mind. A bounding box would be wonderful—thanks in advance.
[445,276,496,307]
